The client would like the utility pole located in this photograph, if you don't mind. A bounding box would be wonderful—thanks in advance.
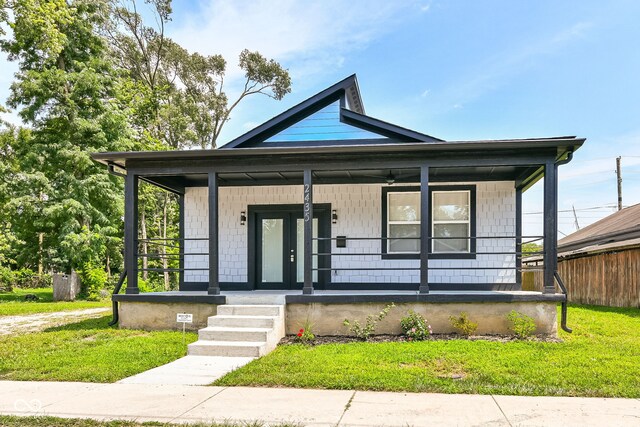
[616,156,622,211]
[572,205,580,230]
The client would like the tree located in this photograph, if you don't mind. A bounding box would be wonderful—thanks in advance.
[1,0,132,273]
[106,0,291,149]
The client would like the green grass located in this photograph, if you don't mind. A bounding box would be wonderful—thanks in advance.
[0,315,197,382]
[215,305,640,398]
[0,415,300,427]
[0,288,109,316]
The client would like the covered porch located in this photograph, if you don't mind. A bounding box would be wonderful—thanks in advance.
[94,137,580,298]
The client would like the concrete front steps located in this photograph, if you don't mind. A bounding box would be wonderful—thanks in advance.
[187,304,285,358]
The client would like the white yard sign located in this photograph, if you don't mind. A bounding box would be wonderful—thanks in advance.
[177,313,193,323]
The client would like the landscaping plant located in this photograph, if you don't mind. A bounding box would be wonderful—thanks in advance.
[508,310,537,338]
[295,318,316,343]
[78,263,108,301]
[343,303,395,340]
[400,310,432,340]
[449,312,478,337]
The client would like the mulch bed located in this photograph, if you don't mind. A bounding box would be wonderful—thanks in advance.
[280,333,562,345]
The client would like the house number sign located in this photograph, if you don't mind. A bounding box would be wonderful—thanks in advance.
[304,183,311,222]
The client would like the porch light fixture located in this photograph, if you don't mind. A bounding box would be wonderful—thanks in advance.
[332,210,338,224]
[386,171,395,185]
[240,211,246,226]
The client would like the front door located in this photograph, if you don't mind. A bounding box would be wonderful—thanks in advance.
[252,205,330,289]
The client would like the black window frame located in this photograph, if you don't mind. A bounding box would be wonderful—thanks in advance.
[381,185,477,260]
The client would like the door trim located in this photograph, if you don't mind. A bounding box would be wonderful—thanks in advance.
[248,203,332,290]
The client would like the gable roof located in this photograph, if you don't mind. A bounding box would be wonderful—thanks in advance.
[221,74,443,149]
[558,203,640,253]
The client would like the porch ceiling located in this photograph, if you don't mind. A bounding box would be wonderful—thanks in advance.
[144,165,535,189]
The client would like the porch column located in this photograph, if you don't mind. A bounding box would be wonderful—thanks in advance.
[303,169,314,295]
[419,165,430,294]
[178,193,185,290]
[515,187,522,288]
[208,171,220,295]
[543,161,558,294]
[124,172,139,294]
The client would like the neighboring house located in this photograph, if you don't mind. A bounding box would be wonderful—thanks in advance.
[92,75,585,336]
[525,203,640,308]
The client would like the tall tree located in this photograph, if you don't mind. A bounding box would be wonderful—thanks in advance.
[1,0,132,272]
[106,0,291,149]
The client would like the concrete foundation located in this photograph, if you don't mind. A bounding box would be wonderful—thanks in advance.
[118,301,219,331]
[286,302,558,336]
[117,299,558,336]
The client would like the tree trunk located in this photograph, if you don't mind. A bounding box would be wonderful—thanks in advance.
[141,209,148,281]
[106,253,111,278]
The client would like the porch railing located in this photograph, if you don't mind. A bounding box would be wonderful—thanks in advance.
[132,235,546,290]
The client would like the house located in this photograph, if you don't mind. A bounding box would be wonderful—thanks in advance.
[524,203,640,308]
[92,75,585,336]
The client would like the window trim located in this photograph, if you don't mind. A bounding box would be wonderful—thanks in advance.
[381,185,476,260]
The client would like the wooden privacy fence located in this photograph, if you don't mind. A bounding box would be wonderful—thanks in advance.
[523,247,640,308]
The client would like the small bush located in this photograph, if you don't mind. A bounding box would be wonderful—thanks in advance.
[295,318,316,343]
[400,310,432,341]
[449,312,478,337]
[508,310,537,338]
[12,268,52,289]
[343,303,395,340]
[78,263,107,301]
[0,266,15,292]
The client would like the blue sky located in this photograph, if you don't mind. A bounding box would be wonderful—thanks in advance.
[2,0,640,237]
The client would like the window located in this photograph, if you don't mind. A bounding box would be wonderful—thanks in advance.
[387,191,420,253]
[432,190,470,253]
[382,186,475,259]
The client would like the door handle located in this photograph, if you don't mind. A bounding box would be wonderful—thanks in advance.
[290,249,295,263]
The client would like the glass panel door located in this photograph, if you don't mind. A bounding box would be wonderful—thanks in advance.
[261,218,284,283]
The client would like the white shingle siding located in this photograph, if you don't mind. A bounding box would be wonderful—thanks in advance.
[184,182,516,284]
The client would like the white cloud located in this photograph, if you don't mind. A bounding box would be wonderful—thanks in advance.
[168,0,415,83]
[420,89,430,97]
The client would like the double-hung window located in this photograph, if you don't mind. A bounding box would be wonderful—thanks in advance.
[387,191,421,253]
[432,190,471,253]
[382,186,475,258]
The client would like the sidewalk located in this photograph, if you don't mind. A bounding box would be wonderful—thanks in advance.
[1,381,639,426]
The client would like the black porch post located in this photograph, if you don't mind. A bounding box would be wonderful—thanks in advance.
[419,165,430,294]
[543,161,558,294]
[178,193,185,291]
[515,187,522,288]
[303,169,314,295]
[124,172,139,294]
[208,171,220,295]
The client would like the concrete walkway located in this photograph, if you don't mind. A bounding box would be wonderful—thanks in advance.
[1,381,639,426]
[117,355,255,385]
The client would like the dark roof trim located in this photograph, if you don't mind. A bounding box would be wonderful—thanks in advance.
[221,74,364,149]
[341,109,444,142]
[92,136,585,167]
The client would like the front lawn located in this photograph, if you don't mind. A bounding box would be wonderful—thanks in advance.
[216,305,640,398]
[0,315,197,382]
[0,288,109,316]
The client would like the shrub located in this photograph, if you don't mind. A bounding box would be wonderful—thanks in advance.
[78,263,108,301]
[12,268,52,289]
[343,303,395,340]
[0,266,15,292]
[295,318,315,343]
[508,310,537,338]
[400,310,432,341]
[449,312,478,337]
